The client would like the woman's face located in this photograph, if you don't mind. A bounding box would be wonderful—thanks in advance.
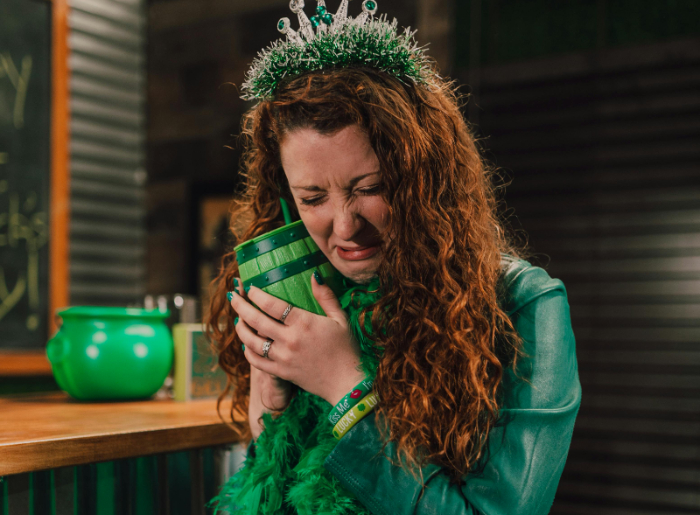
[280,125,390,285]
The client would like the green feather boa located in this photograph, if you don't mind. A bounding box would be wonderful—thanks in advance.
[209,278,383,514]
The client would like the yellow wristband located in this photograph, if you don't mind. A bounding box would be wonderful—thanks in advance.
[332,391,379,440]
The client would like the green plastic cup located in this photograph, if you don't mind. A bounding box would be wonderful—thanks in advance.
[235,220,345,315]
[46,307,173,400]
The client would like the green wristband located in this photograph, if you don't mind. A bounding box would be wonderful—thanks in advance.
[328,377,374,425]
[332,391,379,440]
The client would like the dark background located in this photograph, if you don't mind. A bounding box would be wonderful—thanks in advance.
[145,1,700,512]
[0,0,692,511]
[0,0,697,511]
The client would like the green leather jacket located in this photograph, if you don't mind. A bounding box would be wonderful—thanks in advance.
[322,256,582,514]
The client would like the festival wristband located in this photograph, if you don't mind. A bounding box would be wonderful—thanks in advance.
[327,377,374,425]
[332,391,379,440]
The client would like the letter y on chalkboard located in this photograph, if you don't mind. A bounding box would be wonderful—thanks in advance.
[0,52,32,129]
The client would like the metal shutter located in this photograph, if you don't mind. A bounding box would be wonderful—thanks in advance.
[475,38,700,513]
[67,0,146,306]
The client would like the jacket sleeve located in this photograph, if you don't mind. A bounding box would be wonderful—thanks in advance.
[323,264,582,515]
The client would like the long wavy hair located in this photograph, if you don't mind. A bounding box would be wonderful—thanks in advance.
[207,66,524,483]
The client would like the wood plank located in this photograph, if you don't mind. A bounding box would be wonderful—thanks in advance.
[53,467,75,515]
[481,66,700,110]
[579,371,700,388]
[574,416,700,438]
[148,0,288,33]
[577,349,700,366]
[553,503,690,515]
[550,256,700,274]
[580,395,700,413]
[157,455,169,515]
[50,0,71,334]
[556,480,698,510]
[6,474,30,515]
[475,37,700,87]
[549,504,688,515]
[569,438,700,462]
[524,210,700,235]
[505,163,700,195]
[189,450,205,515]
[0,351,52,376]
[486,116,700,157]
[563,461,700,485]
[483,91,700,135]
[0,393,242,475]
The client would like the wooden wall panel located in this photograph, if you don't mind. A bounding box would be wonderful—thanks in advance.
[67,0,147,306]
[472,37,700,513]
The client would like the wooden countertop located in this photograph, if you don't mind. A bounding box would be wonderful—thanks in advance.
[0,392,243,475]
[0,351,53,376]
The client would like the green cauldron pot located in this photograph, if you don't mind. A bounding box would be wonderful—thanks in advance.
[235,220,345,315]
[46,307,174,401]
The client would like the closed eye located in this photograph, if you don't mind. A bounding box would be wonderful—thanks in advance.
[299,184,382,206]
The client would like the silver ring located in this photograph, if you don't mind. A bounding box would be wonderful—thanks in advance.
[262,339,273,359]
[279,304,293,324]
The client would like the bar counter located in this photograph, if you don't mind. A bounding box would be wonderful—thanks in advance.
[0,392,242,476]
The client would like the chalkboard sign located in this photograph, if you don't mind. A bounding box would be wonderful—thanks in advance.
[0,0,51,348]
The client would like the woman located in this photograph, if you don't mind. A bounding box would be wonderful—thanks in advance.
[207,5,581,514]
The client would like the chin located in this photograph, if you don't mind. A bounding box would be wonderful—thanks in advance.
[331,257,380,286]
[340,268,378,285]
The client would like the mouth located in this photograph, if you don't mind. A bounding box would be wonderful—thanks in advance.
[336,243,382,261]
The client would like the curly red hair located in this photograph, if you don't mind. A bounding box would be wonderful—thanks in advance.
[207,67,523,483]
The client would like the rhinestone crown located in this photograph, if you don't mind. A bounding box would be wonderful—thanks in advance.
[241,0,434,101]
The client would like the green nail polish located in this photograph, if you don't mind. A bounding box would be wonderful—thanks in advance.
[234,317,239,325]
[313,270,325,285]
[244,285,251,293]
[227,292,233,301]
[241,344,245,351]
[234,278,239,288]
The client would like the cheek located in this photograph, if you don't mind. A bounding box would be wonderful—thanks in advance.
[298,208,333,247]
[361,197,390,231]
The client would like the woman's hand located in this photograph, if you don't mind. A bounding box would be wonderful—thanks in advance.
[231,273,365,407]
[231,281,293,440]
[247,363,293,440]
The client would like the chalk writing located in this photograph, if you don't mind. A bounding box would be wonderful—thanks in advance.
[0,157,47,329]
[0,53,32,129]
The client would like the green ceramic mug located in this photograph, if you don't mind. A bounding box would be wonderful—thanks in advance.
[235,220,345,315]
[46,307,174,400]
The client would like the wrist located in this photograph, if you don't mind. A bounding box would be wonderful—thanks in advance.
[332,391,379,440]
[327,368,367,406]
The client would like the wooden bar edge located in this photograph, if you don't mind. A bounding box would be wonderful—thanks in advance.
[0,424,241,476]
[50,0,71,334]
[0,351,52,376]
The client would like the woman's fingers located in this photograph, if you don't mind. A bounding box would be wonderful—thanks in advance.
[311,271,346,322]
[233,277,246,299]
[230,289,286,341]
[246,286,300,325]
[243,345,279,377]
[235,317,276,360]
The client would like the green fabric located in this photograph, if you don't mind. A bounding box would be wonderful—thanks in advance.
[210,256,581,514]
[323,256,582,514]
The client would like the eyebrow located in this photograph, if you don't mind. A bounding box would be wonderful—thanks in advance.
[290,171,380,192]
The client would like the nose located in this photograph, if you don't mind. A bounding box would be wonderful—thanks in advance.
[332,205,366,242]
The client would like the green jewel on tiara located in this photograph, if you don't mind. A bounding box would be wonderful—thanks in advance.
[241,0,436,101]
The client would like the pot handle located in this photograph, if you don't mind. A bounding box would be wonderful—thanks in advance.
[46,334,70,364]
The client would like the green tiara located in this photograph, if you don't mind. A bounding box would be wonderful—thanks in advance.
[241,0,436,101]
